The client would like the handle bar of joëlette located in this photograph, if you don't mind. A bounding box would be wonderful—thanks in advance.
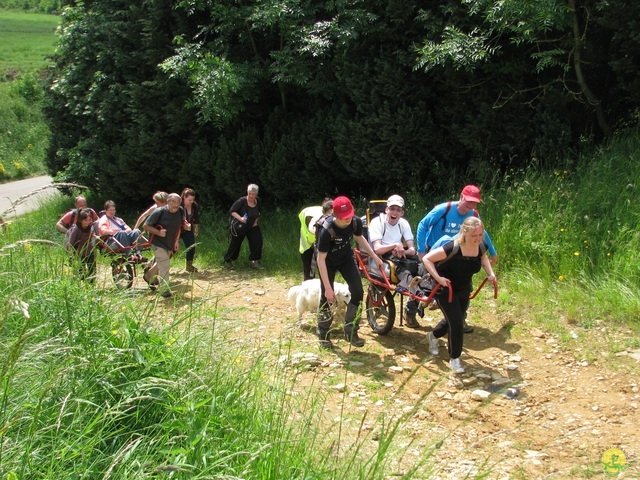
[469,277,499,300]
[354,248,452,304]
[355,248,498,303]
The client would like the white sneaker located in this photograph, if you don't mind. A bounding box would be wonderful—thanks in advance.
[427,332,439,356]
[449,358,464,374]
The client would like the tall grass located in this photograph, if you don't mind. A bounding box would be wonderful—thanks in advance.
[0,205,436,479]
[0,79,50,181]
[0,10,58,181]
[479,129,640,331]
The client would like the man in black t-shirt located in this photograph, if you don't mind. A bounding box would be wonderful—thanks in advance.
[315,196,384,349]
[144,193,189,298]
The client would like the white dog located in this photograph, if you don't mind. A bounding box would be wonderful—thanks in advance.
[287,278,351,317]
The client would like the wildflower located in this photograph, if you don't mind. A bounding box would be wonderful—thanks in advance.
[574,252,580,256]
[560,228,565,232]
[558,276,565,281]
[111,329,118,335]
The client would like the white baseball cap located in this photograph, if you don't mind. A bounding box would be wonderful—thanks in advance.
[387,195,405,208]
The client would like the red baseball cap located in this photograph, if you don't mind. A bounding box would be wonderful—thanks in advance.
[332,196,355,220]
[461,185,481,203]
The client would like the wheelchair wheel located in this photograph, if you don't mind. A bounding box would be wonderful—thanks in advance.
[111,259,134,289]
[366,284,396,335]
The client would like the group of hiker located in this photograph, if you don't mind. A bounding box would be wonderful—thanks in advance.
[298,185,498,374]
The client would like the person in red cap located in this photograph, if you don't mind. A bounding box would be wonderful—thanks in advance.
[410,184,498,331]
[315,195,384,349]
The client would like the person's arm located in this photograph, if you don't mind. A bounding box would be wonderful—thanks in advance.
[134,205,154,231]
[483,230,498,264]
[120,217,133,233]
[56,218,68,233]
[481,252,497,284]
[56,212,72,233]
[143,210,166,238]
[193,203,200,236]
[355,234,385,272]
[97,217,111,236]
[229,197,247,223]
[416,204,447,258]
[316,251,335,302]
[422,247,449,287]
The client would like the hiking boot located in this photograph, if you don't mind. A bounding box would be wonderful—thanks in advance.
[186,261,198,273]
[317,329,333,349]
[449,358,464,374]
[224,260,234,269]
[463,320,474,333]
[344,327,365,347]
[427,331,439,356]
[251,260,264,270]
[404,311,421,328]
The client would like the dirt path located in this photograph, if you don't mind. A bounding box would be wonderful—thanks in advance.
[125,264,639,479]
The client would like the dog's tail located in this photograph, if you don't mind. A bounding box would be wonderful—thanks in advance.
[286,285,300,303]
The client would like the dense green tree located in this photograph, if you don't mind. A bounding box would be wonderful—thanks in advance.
[44,0,640,208]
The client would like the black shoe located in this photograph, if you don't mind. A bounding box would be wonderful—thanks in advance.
[161,290,172,298]
[344,329,365,347]
[404,312,421,328]
[318,329,333,349]
[463,321,474,333]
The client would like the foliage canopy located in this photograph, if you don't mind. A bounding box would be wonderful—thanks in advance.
[42,0,640,208]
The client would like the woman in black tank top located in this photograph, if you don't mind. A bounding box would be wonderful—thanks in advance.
[422,216,497,374]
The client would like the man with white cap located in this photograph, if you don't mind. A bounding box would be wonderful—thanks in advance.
[367,194,421,328]
[411,185,498,332]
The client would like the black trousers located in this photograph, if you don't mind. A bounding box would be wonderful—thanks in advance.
[318,254,363,330]
[181,230,196,261]
[301,247,315,281]
[432,289,470,359]
[224,226,263,262]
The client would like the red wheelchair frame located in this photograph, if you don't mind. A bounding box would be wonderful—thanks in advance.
[354,247,498,335]
[93,228,155,289]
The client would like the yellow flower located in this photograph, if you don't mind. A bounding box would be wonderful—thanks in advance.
[574,252,580,256]
[560,228,565,232]
[111,330,118,335]
[558,276,565,281]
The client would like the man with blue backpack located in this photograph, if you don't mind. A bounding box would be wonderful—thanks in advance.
[408,185,498,332]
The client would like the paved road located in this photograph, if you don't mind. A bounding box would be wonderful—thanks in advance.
[0,175,57,219]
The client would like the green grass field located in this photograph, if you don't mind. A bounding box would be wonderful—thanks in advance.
[0,10,59,75]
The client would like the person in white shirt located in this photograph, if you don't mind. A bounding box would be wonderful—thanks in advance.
[367,195,421,328]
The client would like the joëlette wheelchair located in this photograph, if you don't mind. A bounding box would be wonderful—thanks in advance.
[356,200,497,335]
[92,223,155,289]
